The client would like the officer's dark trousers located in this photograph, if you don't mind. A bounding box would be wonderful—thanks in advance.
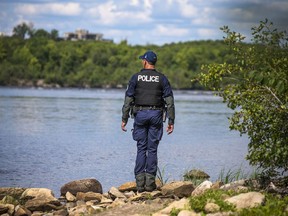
[133,109,163,176]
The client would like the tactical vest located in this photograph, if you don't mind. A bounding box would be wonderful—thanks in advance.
[134,69,164,107]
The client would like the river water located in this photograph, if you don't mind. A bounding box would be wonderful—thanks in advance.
[0,87,251,196]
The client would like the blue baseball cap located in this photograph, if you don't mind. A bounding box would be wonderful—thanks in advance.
[139,51,157,64]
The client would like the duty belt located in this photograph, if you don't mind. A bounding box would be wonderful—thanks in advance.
[134,105,163,111]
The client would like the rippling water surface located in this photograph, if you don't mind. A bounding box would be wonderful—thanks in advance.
[0,87,251,196]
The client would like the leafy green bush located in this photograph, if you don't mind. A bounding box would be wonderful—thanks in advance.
[198,19,288,176]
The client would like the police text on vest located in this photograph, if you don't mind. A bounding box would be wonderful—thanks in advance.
[138,75,159,82]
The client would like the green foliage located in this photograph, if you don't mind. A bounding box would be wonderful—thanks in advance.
[170,207,181,216]
[189,189,237,213]
[12,22,34,39]
[198,19,288,176]
[238,194,288,216]
[0,23,231,89]
[218,166,261,184]
[157,165,170,186]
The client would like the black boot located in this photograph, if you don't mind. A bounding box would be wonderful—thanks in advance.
[145,173,157,192]
[135,173,146,193]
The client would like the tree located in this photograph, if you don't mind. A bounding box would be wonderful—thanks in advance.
[12,22,34,39]
[32,29,50,38]
[50,29,59,40]
[197,19,288,176]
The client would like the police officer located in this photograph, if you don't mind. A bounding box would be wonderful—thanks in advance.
[121,50,175,192]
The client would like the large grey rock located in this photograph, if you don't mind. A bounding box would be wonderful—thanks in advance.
[76,192,102,202]
[225,192,265,209]
[21,188,61,212]
[183,169,210,180]
[60,179,103,196]
[191,180,212,196]
[21,188,56,201]
[108,187,126,200]
[65,191,76,202]
[204,203,220,213]
[161,181,194,198]
[220,179,246,191]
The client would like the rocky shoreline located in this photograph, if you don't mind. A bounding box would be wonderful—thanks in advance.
[0,173,287,216]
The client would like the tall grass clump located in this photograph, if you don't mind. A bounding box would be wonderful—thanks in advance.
[218,166,260,184]
[157,165,170,186]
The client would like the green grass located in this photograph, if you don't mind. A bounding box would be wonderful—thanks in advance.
[157,165,170,186]
[218,166,261,184]
[238,194,288,216]
[188,189,237,213]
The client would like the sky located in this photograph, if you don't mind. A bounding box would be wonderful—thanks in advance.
[0,0,287,45]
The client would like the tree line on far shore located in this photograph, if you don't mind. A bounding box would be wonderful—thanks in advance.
[0,22,233,89]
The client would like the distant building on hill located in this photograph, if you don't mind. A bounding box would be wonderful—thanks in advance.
[0,32,5,37]
[64,29,112,42]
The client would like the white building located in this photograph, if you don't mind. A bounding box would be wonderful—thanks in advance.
[64,29,103,41]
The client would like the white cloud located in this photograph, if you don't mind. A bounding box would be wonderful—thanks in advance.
[15,3,82,16]
[177,0,198,18]
[88,1,151,25]
[197,28,217,38]
[130,0,140,6]
[144,0,153,9]
[1,0,287,45]
[155,24,189,37]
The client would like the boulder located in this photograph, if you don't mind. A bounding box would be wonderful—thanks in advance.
[225,192,265,209]
[21,188,56,201]
[108,187,126,200]
[21,188,61,212]
[178,210,200,216]
[65,191,76,202]
[204,203,220,213]
[118,182,137,192]
[161,181,194,198]
[183,169,210,180]
[220,179,246,191]
[76,192,102,202]
[60,179,103,196]
[191,180,212,196]
[211,181,223,189]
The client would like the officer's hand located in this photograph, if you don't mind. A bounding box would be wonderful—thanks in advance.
[166,124,174,135]
[121,121,127,132]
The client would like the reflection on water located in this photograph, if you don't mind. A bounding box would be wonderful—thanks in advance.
[0,88,250,196]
